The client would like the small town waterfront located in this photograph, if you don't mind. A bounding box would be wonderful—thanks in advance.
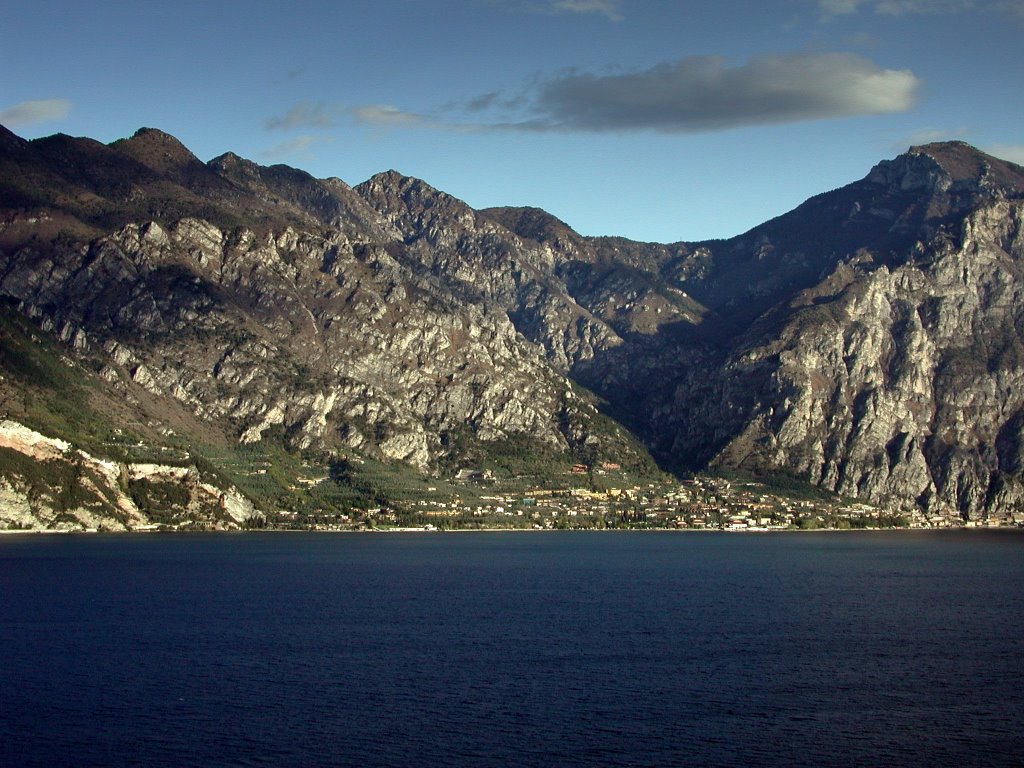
[253,474,1007,533]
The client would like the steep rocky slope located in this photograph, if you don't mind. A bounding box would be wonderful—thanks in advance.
[695,197,1024,516]
[355,172,624,370]
[656,144,1024,517]
[2,124,1023,524]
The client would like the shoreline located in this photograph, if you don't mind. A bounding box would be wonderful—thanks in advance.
[1,524,1020,537]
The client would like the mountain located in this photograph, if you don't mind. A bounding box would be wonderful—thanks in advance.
[1,125,1023,528]
[622,142,1024,517]
[0,127,652,530]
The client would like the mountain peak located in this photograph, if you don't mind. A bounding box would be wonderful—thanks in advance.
[209,150,245,165]
[0,123,29,155]
[110,127,204,174]
[480,206,582,248]
[128,126,181,142]
[121,127,190,152]
[908,140,1022,187]
[208,150,264,183]
[866,140,1024,196]
[356,170,456,212]
[362,169,431,192]
[375,169,406,182]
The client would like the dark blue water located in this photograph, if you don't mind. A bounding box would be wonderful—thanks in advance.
[1,531,1022,767]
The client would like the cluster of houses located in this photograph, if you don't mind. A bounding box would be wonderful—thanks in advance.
[248,456,1024,531]
[281,472,1005,531]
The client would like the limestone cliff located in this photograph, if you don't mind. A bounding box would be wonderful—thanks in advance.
[0,420,253,531]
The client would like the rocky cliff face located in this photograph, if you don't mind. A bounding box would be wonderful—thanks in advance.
[2,125,1023,523]
[355,172,625,371]
[654,145,1024,518]
[692,199,1024,515]
[0,419,254,531]
[1,209,612,470]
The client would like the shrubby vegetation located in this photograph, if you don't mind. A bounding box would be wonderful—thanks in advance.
[0,447,100,514]
[127,478,191,522]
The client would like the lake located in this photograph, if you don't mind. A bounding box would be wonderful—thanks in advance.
[1,530,1022,767]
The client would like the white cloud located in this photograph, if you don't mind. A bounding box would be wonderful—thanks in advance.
[818,0,865,13]
[997,0,1024,18]
[352,104,427,126]
[0,99,71,128]
[549,0,623,21]
[265,100,335,131]
[817,0,1020,16]
[986,144,1024,165]
[873,0,972,13]
[508,53,919,133]
[259,135,328,160]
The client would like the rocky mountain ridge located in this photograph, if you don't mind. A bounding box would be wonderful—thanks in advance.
[2,124,1023,528]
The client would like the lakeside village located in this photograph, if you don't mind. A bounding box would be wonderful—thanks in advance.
[262,464,1017,533]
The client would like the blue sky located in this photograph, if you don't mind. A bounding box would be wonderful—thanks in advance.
[3,0,1022,242]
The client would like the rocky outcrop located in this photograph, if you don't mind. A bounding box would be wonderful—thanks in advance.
[0,420,253,531]
[355,172,625,370]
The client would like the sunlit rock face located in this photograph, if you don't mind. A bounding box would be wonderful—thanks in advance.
[694,200,1024,517]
